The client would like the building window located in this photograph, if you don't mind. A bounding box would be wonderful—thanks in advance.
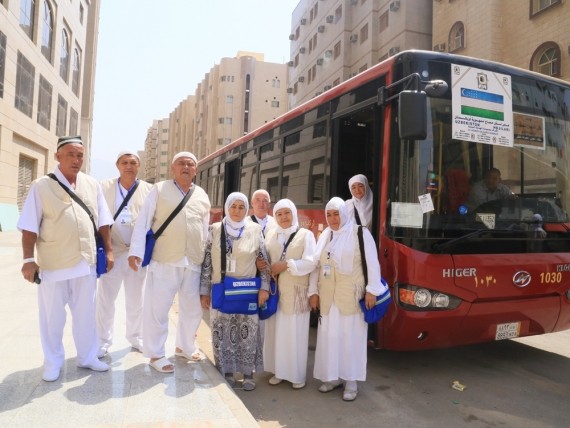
[18,155,37,212]
[41,1,54,62]
[0,31,5,98]
[37,75,52,129]
[272,78,280,88]
[69,108,78,135]
[15,52,35,118]
[448,21,465,52]
[294,54,299,67]
[530,0,561,17]
[379,11,389,33]
[333,78,340,86]
[295,26,300,40]
[20,0,36,40]
[333,41,341,59]
[530,42,561,77]
[271,100,279,108]
[313,34,317,50]
[72,47,81,95]
[360,23,369,44]
[56,95,68,136]
[359,64,368,73]
[335,5,342,23]
[226,95,233,103]
[59,28,70,82]
[79,3,85,24]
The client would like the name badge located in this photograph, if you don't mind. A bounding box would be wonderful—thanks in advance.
[226,256,237,273]
[323,264,331,279]
[117,207,133,226]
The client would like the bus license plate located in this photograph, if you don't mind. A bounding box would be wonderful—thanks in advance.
[495,322,521,340]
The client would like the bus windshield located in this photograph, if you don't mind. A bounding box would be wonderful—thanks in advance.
[387,59,570,254]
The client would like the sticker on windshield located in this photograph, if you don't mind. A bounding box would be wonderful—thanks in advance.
[476,213,496,229]
[451,64,513,147]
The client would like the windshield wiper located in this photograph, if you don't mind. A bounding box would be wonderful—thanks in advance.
[432,229,514,254]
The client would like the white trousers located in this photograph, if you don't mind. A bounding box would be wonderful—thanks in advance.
[96,251,146,351]
[143,263,202,358]
[313,303,368,382]
[37,272,99,371]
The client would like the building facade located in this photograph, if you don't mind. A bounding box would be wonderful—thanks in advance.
[432,0,570,82]
[287,0,433,107]
[142,118,169,184]
[0,0,100,231]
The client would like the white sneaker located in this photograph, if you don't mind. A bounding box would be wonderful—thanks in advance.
[268,376,283,385]
[97,347,108,358]
[78,360,109,372]
[292,382,306,389]
[42,366,61,382]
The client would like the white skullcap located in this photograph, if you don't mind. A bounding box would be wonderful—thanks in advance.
[172,151,197,165]
[116,151,140,162]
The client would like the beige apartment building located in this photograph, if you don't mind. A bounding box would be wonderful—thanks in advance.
[288,0,433,106]
[142,118,169,184]
[432,0,570,82]
[0,0,99,231]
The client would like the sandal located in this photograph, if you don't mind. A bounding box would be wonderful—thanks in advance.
[318,380,343,393]
[175,350,204,361]
[149,357,174,373]
[242,378,256,391]
[343,389,358,401]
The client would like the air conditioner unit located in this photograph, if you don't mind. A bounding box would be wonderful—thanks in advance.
[287,60,294,66]
[298,76,305,82]
[287,88,293,94]
[389,46,400,55]
[316,58,324,65]
[300,18,307,25]
[350,0,358,5]
[318,25,325,33]
[289,34,295,40]
[389,0,400,11]
[326,15,334,23]
[299,47,306,54]
[433,43,446,52]
[324,50,333,58]
[323,85,332,91]
[349,34,358,43]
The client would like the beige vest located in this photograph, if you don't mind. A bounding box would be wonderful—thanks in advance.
[151,181,211,265]
[317,225,365,316]
[265,228,311,314]
[35,173,99,270]
[209,222,261,284]
[100,178,152,255]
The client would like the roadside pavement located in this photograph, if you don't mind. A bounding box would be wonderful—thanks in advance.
[0,230,258,428]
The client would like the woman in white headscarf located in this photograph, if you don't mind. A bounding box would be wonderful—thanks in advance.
[309,197,385,401]
[345,174,373,228]
[200,192,270,391]
[263,199,317,390]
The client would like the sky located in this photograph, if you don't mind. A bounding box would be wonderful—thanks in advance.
[90,0,301,180]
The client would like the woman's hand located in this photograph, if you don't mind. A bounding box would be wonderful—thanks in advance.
[258,289,269,306]
[270,261,288,276]
[365,292,377,310]
[309,294,320,311]
[200,295,211,310]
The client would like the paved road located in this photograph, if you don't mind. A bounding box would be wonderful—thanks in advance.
[225,316,570,428]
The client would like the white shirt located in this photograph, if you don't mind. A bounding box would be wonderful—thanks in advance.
[17,167,113,282]
[129,185,210,270]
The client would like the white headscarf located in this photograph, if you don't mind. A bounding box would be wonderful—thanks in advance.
[315,197,356,275]
[346,174,373,228]
[273,198,298,234]
[223,192,249,237]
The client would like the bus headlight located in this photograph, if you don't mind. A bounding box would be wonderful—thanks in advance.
[398,284,461,311]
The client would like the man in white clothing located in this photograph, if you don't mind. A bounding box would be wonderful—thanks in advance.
[18,136,113,382]
[128,152,211,373]
[248,189,277,238]
[96,152,152,357]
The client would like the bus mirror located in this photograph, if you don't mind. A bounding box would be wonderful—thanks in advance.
[398,90,427,140]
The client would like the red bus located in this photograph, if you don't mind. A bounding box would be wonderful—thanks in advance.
[197,50,570,350]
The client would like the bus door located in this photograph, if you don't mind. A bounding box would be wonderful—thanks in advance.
[331,104,382,234]
[223,158,240,202]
